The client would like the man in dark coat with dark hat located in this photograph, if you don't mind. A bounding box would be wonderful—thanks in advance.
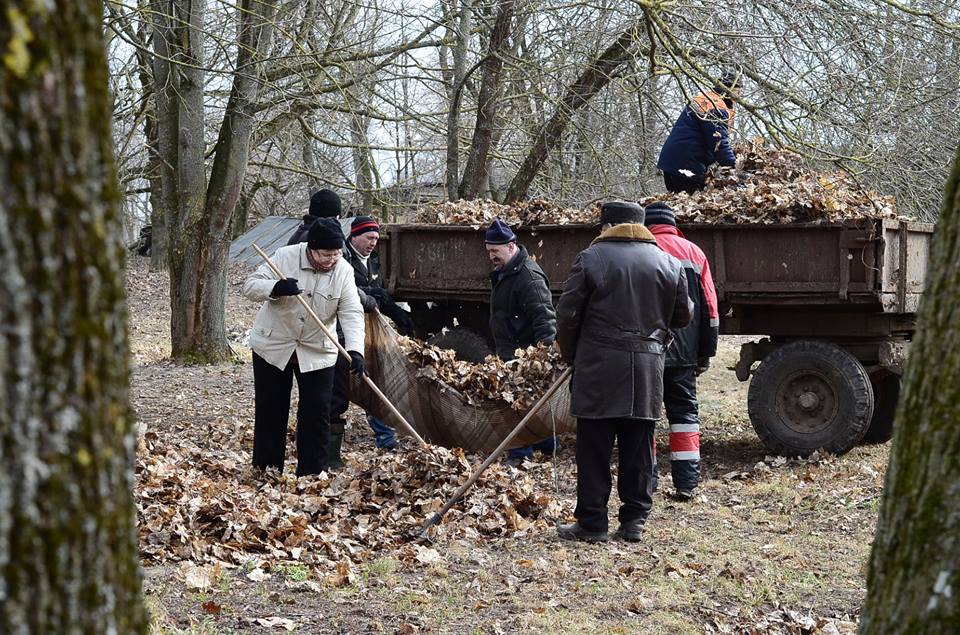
[484,219,559,465]
[287,188,343,246]
[556,201,692,543]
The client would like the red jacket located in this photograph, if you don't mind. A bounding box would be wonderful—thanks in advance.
[649,224,719,366]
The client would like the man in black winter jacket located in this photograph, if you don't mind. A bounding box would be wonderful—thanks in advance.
[287,189,342,246]
[556,201,692,543]
[485,219,558,465]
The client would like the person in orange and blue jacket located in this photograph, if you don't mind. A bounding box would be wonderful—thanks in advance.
[657,71,740,194]
[644,202,719,500]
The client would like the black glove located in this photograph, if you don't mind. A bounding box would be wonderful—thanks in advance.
[695,359,710,376]
[271,278,301,297]
[366,287,391,306]
[359,291,378,313]
[380,302,415,336]
[348,351,366,376]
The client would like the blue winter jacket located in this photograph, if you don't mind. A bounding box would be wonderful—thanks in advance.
[657,91,736,179]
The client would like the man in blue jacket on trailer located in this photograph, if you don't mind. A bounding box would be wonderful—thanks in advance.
[657,71,740,194]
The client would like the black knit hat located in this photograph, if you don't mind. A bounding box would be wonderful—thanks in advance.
[307,217,344,250]
[714,69,739,98]
[600,201,644,226]
[309,188,342,218]
[484,219,516,245]
[350,215,380,238]
[643,201,676,227]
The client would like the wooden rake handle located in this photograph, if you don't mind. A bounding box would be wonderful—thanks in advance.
[252,244,428,448]
[418,366,573,540]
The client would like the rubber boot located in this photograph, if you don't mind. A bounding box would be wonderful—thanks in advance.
[328,422,346,470]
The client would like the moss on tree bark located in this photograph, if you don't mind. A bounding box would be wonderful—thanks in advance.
[861,144,960,632]
[0,2,147,632]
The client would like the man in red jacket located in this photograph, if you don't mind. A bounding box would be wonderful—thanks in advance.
[644,202,719,500]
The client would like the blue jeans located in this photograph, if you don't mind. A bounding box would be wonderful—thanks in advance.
[508,437,559,461]
[368,417,397,449]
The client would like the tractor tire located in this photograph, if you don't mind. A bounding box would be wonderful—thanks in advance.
[747,340,874,457]
[861,372,901,444]
[427,328,493,363]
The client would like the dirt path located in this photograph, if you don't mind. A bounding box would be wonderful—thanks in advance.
[129,258,879,634]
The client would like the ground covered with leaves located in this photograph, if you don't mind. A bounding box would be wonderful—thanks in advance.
[131,259,887,634]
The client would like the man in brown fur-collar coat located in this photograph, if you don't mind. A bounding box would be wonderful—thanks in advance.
[556,201,693,543]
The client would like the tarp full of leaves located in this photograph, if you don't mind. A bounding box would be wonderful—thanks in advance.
[350,314,574,452]
[411,140,907,227]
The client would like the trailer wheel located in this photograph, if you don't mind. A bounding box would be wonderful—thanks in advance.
[861,372,900,444]
[747,341,874,456]
[428,328,493,363]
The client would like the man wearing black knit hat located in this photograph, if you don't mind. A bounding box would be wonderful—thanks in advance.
[335,215,417,454]
[657,70,740,194]
[556,201,692,542]
[644,201,719,501]
[287,188,343,246]
[484,218,559,467]
[242,217,365,476]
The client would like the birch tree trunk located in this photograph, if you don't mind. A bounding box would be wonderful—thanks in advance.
[860,144,960,633]
[0,1,147,632]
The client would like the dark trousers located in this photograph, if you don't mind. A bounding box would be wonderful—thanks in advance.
[664,366,701,490]
[330,352,350,433]
[663,171,706,194]
[574,417,656,532]
[252,352,335,476]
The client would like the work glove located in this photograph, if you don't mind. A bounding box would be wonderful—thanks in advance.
[695,359,710,376]
[271,278,301,297]
[348,351,366,376]
[366,287,392,306]
[380,302,415,336]
[359,290,378,313]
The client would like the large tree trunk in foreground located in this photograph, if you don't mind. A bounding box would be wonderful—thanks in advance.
[0,2,147,633]
[860,144,960,633]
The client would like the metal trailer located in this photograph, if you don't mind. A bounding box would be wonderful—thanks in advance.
[378,218,934,456]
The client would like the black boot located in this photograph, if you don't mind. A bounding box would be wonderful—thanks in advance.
[328,422,346,470]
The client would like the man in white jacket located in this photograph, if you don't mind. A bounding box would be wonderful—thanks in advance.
[242,218,365,476]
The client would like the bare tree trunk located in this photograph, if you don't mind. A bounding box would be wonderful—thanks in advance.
[153,0,277,362]
[0,2,147,632]
[445,0,473,201]
[860,144,960,633]
[459,0,514,200]
[504,21,640,202]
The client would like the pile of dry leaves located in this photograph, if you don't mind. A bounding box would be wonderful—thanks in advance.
[137,433,563,572]
[397,338,568,410]
[644,138,904,224]
[411,140,905,227]
[413,197,598,226]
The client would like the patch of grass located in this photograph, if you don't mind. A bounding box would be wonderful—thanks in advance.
[276,563,310,582]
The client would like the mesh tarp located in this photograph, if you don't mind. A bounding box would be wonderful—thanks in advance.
[350,314,575,452]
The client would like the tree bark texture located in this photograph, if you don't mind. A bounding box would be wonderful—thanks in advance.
[459,0,515,200]
[152,0,277,362]
[860,144,960,633]
[504,21,640,202]
[0,2,147,633]
[444,0,473,201]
